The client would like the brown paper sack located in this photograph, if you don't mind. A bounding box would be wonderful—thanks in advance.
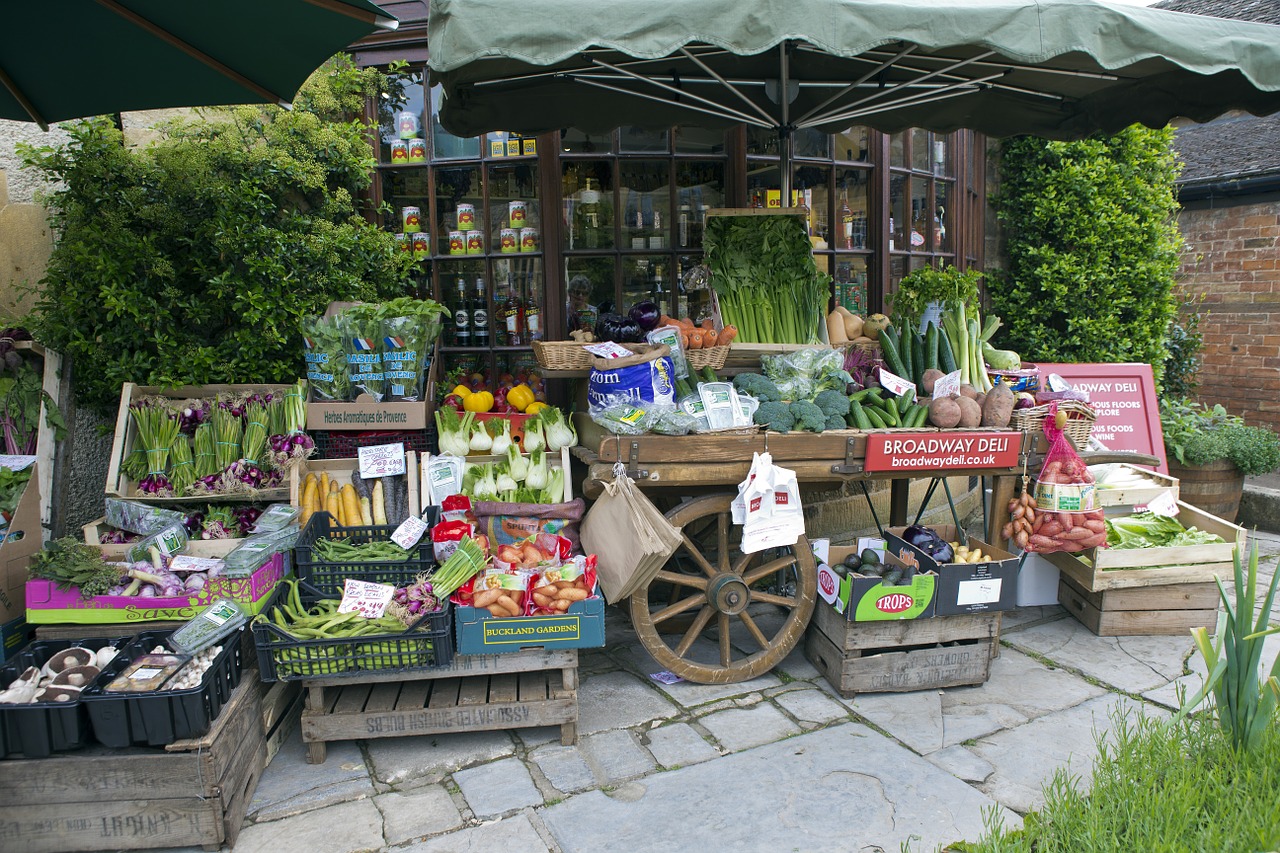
[580,467,683,603]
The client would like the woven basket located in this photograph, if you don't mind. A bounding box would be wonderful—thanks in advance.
[531,341,595,371]
[686,345,730,371]
[1010,400,1096,448]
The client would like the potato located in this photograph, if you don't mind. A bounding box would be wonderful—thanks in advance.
[473,588,502,608]
[928,396,962,428]
[957,383,980,400]
[495,594,522,617]
[956,396,983,428]
[921,368,946,396]
[981,383,1016,427]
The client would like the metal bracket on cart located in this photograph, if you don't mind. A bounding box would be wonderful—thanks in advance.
[623,438,648,480]
[830,436,865,476]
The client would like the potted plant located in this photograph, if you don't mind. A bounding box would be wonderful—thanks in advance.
[888,264,982,334]
[1159,398,1280,522]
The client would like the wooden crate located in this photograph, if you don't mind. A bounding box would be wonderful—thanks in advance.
[14,341,62,537]
[805,602,1000,698]
[82,517,245,560]
[1041,501,1245,593]
[300,649,578,764]
[1058,573,1219,637]
[0,669,295,852]
[1091,462,1179,507]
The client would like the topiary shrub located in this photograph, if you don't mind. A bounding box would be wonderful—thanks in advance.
[20,56,416,416]
[990,126,1183,389]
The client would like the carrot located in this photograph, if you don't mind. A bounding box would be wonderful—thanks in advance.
[702,328,719,347]
[325,487,342,527]
[718,325,738,345]
[700,318,714,330]
[659,314,681,329]
[680,331,690,350]
[688,330,705,349]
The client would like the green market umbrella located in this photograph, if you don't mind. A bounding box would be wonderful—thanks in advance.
[428,0,1280,198]
[0,0,398,130]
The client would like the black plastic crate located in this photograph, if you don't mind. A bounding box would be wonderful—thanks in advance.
[295,508,438,596]
[312,428,437,459]
[253,579,454,682]
[80,629,245,748]
[0,636,132,758]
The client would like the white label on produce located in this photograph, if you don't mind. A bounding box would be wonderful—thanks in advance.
[169,556,226,574]
[956,578,1002,606]
[584,342,635,359]
[1145,490,1180,517]
[0,455,37,472]
[358,443,407,478]
[338,579,396,619]
[933,369,962,400]
[391,514,429,549]
[877,368,916,400]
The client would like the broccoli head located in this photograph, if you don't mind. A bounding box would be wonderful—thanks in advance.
[789,400,827,433]
[813,389,851,418]
[733,373,782,403]
[825,414,846,432]
[753,401,795,433]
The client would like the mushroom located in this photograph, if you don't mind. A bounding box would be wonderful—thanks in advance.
[51,665,101,688]
[41,647,95,678]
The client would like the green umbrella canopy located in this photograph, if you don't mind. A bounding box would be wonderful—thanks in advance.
[428,0,1280,141]
[0,0,398,130]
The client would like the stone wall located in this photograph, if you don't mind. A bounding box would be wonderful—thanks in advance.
[0,116,62,320]
[1173,198,1280,431]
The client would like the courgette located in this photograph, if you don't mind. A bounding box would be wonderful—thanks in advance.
[864,405,887,429]
[898,326,914,381]
[938,326,958,374]
[877,329,909,379]
[897,390,914,416]
[849,400,873,430]
[911,333,926,389]
[924,322,939,374]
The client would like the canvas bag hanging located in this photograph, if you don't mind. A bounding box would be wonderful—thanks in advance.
[580,463,683,602]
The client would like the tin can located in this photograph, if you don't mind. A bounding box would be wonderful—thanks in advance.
[508,200,528,227]
[456,203,476,231]
[411,232,430,260]
[506,137,521,157]
[407,138,426,163]
[395,233,411,253]
[396,111,420,140]
[521,138,537,156]
[400,206,421,234]
[390,140,409,164]
[448,231,466,255]
[466,231,485,255]
[519,227,539,253]
[500,228,519,254]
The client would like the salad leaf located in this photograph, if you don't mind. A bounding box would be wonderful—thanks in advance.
[1105,511,1224,549]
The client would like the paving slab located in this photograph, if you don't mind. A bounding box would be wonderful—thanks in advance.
[454,757,544,818]
[927,744,995,783]
[773,687,851,726]
[580,729,657,783]
[365,731,515,787]
[609,635,784,707]
[773,642,823,682]
[235,798,384,853]
[374,786,465,846]
[698,701,800,752]
[1003,615,1192,693]
[247,730,373,823]
[399,812,551,853]
[540,723,1016,853]
[643,722,721,769]
[577,670,680,734]
[1001,605,1067,630]
[530,743,596,794]
[515,725,565,748]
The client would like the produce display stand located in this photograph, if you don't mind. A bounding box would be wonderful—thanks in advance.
[298,648,578,764]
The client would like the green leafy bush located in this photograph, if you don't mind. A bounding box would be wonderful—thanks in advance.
[1161,292,1206,399]
[20,56,416,415]
[991,126,1183,388]
[1160,398,1280,476]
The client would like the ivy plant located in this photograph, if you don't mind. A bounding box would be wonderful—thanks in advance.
[990,126,1183,388]
[20,56,417,416]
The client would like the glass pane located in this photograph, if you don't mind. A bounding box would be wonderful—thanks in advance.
[746,162,778,208]
[792,164,830,244]
[433,165,483,256]
[487,162,541,255]
[675,161,726,248]
[495,352,546,407]
[934,182,951,254]
[909,179,929,251]
[564,256,619,324]
[833,126,871,162]
[888,256,909,302]
[912,129,930,172]
[678,255,714,325]
[889,131,906,168]
[562,160,615,250]
[746,127,780,157]
[560,127,612,154]
[621,255,672,317]
[888,173,907,252]
[619,161,671,251]
[440,352,488,398]
[932,135,949,177]
[429,85,480,159]
[832,256,870,316]
[484,130,536,160]
[791,128,829,159]
[619,125,670,153]
[834,167,870,250]
[674,125,726,155]
[492,256,544,345]
[381,169,431,242]
[379,69,425,164]
[437,259,487,348]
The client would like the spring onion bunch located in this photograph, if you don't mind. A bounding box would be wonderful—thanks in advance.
[168,434,196,495]
[212,405,242,471]
[241,401,268,468]
[268,380,315,468]
[131,403,180,494]
[192,422,218,479]
[430,536,488,598]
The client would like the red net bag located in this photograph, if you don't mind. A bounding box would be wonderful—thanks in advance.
[1026,404,1107,553]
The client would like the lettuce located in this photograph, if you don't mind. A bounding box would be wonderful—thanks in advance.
[1105,511,1225,549]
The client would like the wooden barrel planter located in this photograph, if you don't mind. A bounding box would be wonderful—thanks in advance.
[1165,458,1244,523]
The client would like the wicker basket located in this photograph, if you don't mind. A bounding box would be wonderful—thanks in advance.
[531,340,595,371]
[1010,400,1097,448]
[686,345,730,371]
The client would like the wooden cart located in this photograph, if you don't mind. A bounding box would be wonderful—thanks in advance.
[572,428,1036,685]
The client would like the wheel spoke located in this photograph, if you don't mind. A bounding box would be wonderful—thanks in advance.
[650,592,707,626]
[674,606,714,656]
[737,610,771,651]
[742,553,798,587]
[750,590,798,609]
[679,534,719,578]
[718,513,730,573]
[718,614,732,667]
[653,570,708,591]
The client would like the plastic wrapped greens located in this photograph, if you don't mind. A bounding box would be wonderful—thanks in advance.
[104,497,186,536]
[340,307,385,402]
[303,314,349,401]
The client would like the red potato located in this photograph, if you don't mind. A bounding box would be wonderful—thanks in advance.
[1055,540,1085,552]
[1085,519,1106,533]
[1060,527,1095,541]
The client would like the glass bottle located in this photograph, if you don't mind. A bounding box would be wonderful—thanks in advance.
[523,275,543,342]
[574,177,609,249]
[653,265,668,317]
[678,203,691,248]
[934,205,947,250]
[492,280,509,346]
[504,276,524,347]
[471,276,489,348]
[910,201,926,249]
[452,276,471,347]
[838,186,853,249]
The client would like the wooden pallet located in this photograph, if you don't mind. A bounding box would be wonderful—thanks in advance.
[1058,573,1220,636]
[805,602,1000,698]
[0,668,293,852]
[300,649,578,764]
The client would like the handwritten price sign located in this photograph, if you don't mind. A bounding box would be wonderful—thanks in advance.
[338,579,396,618]
[358,443,407,478]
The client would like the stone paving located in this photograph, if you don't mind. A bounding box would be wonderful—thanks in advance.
[151,531,1280,853]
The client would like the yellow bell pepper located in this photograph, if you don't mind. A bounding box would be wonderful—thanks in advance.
[451,384,473,399]
[463,390,495,413]
[507,384,535,412]
[523,401,549,416]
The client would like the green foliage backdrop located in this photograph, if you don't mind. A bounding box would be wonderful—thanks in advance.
[21,57,415,415]
[991,126,1183,387]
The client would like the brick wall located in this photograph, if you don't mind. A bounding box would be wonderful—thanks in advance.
[1174,199,1280,432]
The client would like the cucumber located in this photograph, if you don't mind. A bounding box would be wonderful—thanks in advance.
[864,405,887,429]
[700,365,719,384]
[897,390,914,415]
[849,400,873,430]
[878,401,900,427]
[911,333,926,389]
[898,326,914,381]
[938,326,958,374]
[925,322,939,374]
[877,329,909,379]
[850,388,877,402]
[907,404,929,428]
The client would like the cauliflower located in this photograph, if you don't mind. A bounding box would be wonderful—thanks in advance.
[753,401,795,433]
[813,389,851,418]
[789,400,827,433]
[732,373,782,403]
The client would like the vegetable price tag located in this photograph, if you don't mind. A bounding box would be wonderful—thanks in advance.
[391,514,429,549]
[358,443,407,478]
[0,454,37,471]
[878,368,917,399]
[1144,490,1179,517]
[338,579,396,618]
[933,369,962,399]
[584,342,635,359]
[169,555,225,574]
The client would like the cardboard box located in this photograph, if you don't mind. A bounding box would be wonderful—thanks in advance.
[82,517,247,561]
[0,464,42,624]
[24,551,287,625]
[305,347,438,432]
[885,525,1021,616]
[105,383,292,502]
[0,617,32,664]
[290,450,421,516]
[817,547,937,621]
[454,596,605,655]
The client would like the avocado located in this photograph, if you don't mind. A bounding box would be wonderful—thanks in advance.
[858,563,884,577]
[860,548,882,567]
[881,567,904,586]
[843,552,863,570]
[829,562,849,579]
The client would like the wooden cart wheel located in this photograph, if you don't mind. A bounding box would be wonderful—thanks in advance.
[629,493,816,684]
